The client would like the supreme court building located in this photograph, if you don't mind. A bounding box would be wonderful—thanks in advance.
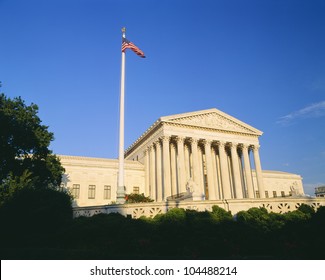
[60,108,306,211]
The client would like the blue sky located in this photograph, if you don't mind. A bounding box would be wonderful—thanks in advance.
[1,0,324,195]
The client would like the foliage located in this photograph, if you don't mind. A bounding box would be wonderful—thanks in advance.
[125,193,154,203]
[0,187,73,248]
[0,94,64,204]
[211,205,233,221]
[1,204,325,259]
[297,203,316,216]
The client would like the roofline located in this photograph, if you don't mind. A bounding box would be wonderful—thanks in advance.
[125,108,263,154]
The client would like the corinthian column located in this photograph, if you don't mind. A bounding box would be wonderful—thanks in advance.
[190,138,200,185]
[219,141,232,199]
[204,140,216,200]
[242,144,254,198]
[144,147,150,197]
[176,136,186,193]
[253,145,265,198]
[149,144,156,200]
[155,139,163,201]
[162,136,171,199]
[230,143,243,199]
[170,143,177,195]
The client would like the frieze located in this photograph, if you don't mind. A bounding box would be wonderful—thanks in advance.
[166,112,260,135]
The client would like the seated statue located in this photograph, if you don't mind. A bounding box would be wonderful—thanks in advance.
[186,178,204,201]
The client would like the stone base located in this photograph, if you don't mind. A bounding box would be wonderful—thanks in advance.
[73,197,325,219]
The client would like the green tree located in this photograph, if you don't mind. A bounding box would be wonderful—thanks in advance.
[0,187,73,249]
[125,193,154,203]
[0,93,64,203]
[211,205,233,221]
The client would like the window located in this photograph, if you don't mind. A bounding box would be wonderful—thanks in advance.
[273,191,277,198]
[72,184,80,199]
[255,191,260,198]
[88,185,96,199]
[281,191,285,197]
[265,191,269,198]
[133,186,140,194]
[104,185,111,199]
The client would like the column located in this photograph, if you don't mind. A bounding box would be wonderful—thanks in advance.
[253,145,265,198]
[176,136,186,193]
[184,144,190,181]
[211,145,221,199]
[230,143,243,199]
[190,138,200,184]
[219,141,232,199]
[144,147,150,197]
[170,143,177,195]
[242,144,254,198]
[149,144,156,200]
[198,145,205,196]
[155,139,163,201]
[204,140,217,200]
[162,136,171,199]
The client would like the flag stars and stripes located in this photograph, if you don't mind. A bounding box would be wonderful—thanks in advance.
[122,37,146,58]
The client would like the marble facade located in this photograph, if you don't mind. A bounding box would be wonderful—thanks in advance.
[60,108,304,207]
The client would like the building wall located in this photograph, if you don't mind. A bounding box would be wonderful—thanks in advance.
[59,155,305,207]
[59,155,145,207]
[252,170,304,198]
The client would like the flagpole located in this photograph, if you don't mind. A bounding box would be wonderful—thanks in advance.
[116,27,126,204]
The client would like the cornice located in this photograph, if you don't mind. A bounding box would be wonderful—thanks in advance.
[59,155,144,169]
[124,108,262,157]
[164,122,260,138]
[124,121,163,157]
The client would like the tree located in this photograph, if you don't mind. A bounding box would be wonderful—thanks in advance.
[125,193,154,203]
[211,205,233,221]
[0,93,64,203]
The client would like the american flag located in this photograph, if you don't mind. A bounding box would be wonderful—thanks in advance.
[121,37,145,58]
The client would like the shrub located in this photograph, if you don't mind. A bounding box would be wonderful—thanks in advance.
[297,204,315,217]
[125,193,154,203]
[0,187,73,240]
[211,205,233,221]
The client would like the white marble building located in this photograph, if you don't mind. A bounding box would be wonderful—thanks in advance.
[60,108,304,207]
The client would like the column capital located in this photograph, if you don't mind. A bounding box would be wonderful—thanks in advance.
[241,143,250,150]
[154,139,161,147]
[188,137,199,145]
[218,141,227,148]
[175,136,185,143]
[252,144,260,151]
[161,135,171,143]
[228,142,239,149]
[202,139,213,146]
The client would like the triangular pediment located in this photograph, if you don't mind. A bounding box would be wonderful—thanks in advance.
[160,108,262,135]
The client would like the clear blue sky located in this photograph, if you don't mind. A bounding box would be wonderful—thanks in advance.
[1,0,324,195]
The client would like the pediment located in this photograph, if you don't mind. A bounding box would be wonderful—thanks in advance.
[160,108,262,135]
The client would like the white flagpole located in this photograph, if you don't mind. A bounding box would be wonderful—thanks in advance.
[116,27,126,204]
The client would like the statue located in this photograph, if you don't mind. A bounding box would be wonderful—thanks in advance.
[186,178,205,201]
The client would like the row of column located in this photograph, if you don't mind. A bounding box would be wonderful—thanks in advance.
[144,136,266,202]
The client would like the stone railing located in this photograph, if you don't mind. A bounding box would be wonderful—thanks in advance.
[73,197,325,219]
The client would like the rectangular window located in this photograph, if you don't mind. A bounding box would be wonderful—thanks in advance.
[255,191,260,198]
[104,185,111,199]
[72,184,80,199]
[133,186,139,194]
[281,191,285,197]
[273,191,277,198]
[88,185,96,199]
[265,191,269,198]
